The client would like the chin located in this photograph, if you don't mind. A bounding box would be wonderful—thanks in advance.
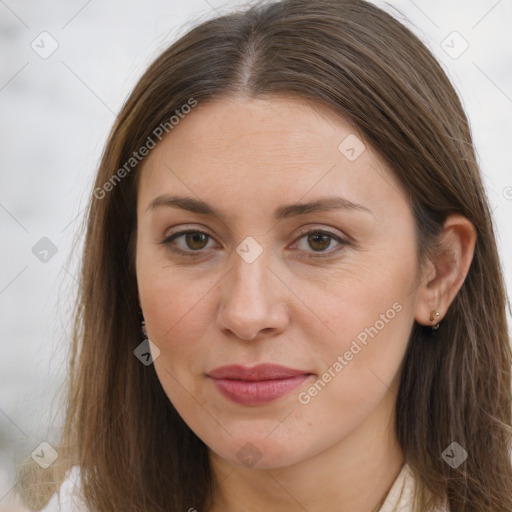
[208,433,319,470]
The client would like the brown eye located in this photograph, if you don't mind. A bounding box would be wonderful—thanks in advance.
[293,229,348,257]
[183,232,209,250]
[161,230,214,255]
[307,233,333,251]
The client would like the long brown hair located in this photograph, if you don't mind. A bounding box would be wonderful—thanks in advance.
[16,0,512,510]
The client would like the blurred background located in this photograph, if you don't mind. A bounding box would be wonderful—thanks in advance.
[1,0,511,509]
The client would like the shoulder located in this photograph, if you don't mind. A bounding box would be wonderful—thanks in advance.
[39,466,88,512]
[378,463,449,512]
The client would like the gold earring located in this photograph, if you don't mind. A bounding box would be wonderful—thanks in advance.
[429,310,441,330]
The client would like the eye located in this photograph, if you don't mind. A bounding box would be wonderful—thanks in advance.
[160,230,216,255]
[291,228,349,258]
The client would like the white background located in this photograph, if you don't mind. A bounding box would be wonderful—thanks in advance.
[1,0,511,509]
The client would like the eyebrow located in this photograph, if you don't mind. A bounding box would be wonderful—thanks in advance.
[146,194,372,220]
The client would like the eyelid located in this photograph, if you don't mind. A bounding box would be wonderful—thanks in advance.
[293,225,346,241]
[162,223,215,239]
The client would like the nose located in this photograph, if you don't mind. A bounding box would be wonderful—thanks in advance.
[216,244,290,341]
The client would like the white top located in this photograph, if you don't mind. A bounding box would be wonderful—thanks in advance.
[378,463,449,512]
[40,463,449,511]
[38,466,86,512]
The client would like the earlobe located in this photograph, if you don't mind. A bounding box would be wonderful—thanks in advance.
[414,214,477,329]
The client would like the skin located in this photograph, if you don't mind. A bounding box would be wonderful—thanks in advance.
[135,95,476,512]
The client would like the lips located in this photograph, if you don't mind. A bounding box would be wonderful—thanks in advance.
[207,364,313,406]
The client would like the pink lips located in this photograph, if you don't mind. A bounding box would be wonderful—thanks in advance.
[207,364,312,406]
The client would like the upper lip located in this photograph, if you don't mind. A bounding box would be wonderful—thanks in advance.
[207,364,312,381]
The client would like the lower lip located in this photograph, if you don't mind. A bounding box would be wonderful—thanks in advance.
[209,375,311,405]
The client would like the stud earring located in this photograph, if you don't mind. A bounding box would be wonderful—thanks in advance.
[429,310,441,330]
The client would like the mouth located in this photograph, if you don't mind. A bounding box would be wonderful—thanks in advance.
[207,364,314,406]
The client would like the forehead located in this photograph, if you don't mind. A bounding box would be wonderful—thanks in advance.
[150,95,355,163]
[137,95,407,220]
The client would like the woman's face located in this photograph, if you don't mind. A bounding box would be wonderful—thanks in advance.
[136,95,421,469]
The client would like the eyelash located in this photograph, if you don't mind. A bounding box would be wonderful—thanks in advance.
[159,227,350,259]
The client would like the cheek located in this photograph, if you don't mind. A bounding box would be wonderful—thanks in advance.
[295,291,413,447]
[302,241,417,398]
[305,295,412,406]
[139,273,211,353]
[308,252,415,344]
[136,242,215,360]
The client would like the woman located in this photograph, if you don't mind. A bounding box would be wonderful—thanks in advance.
[16,0,512,511]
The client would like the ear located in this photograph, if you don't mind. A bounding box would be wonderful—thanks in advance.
[414,214,477,328]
